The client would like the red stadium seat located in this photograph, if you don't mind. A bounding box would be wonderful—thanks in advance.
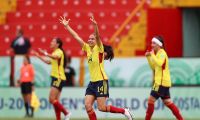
[0,0,144,56]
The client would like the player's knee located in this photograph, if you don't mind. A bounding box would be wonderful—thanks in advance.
[163,99,172,106]
[98,105,106,112]
[85,103,93,111]
[148,97,155,104]
[49,96,55,104]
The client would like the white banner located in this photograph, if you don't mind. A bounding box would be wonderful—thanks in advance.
[0,57,10,87]
[0,87,200,119]
[13,56,200,87]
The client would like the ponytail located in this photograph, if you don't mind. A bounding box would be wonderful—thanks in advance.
[103,44,114,61]
[55,38,67,68]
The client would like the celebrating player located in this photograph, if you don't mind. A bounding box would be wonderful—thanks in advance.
[145,36,183,120]
[59,15,133,120]
[34,38,71,120]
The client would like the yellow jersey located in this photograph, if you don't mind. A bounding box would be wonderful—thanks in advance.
[146,49,171,88]
[50,48,66,80]
[82,43,108,82]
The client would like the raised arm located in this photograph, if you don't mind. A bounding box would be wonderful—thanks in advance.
[59,16,85,47]
[33,50,51,64]
[38,48,61,60]
[90,15,102,46]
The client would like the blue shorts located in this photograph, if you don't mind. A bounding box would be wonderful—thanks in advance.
[51,76,65,91]
[151,85,170,100]
[85,80,109,98]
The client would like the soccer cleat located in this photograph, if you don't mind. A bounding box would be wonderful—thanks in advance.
[124,108,133,120]
[64,112,71,120]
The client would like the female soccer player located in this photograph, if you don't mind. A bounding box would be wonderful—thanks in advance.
[34,38,71,120]
[18,55,34,117]
[145,36,183,120]
[59,16,133,120]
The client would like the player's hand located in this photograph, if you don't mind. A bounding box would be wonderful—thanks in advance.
[90,15,97,25]
[38,48,48,56]
[15,80,20,87]
[145,51,151,56]
[32,50,40,57]
[59,16,70,27]
[150,50,154,55]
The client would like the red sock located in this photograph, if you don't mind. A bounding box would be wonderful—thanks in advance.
[53,100,68,116]
[145,103,154,120]
[53,105,61,120]
[167,103,183,120]
[87,109,97,120]
[107,105,125,114]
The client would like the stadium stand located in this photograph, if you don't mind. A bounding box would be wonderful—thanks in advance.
[0,0,149,57]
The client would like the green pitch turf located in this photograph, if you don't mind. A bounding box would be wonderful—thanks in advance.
[0,118,126,120]
[0,118,198,120]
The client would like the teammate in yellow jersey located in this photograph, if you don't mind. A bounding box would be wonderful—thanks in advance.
[59,15,133,120]
[34,38,71,120]
[145,36,183,120]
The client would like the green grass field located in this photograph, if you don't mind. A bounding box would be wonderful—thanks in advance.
[0,118,198,120]
[0,118,175,120]
[0,118,125,120]
[0,117,135,120]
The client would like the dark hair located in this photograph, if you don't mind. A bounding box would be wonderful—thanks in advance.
[17,29,24,36]
[154,35,165,49]
[103,44,114,61]
[55,38,67,68]
[24,55,31,64]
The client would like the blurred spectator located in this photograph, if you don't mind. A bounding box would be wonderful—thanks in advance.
[64,56,76,86]
[17,55,35,117]
[10,29,31,55]
[10,29,31,86]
